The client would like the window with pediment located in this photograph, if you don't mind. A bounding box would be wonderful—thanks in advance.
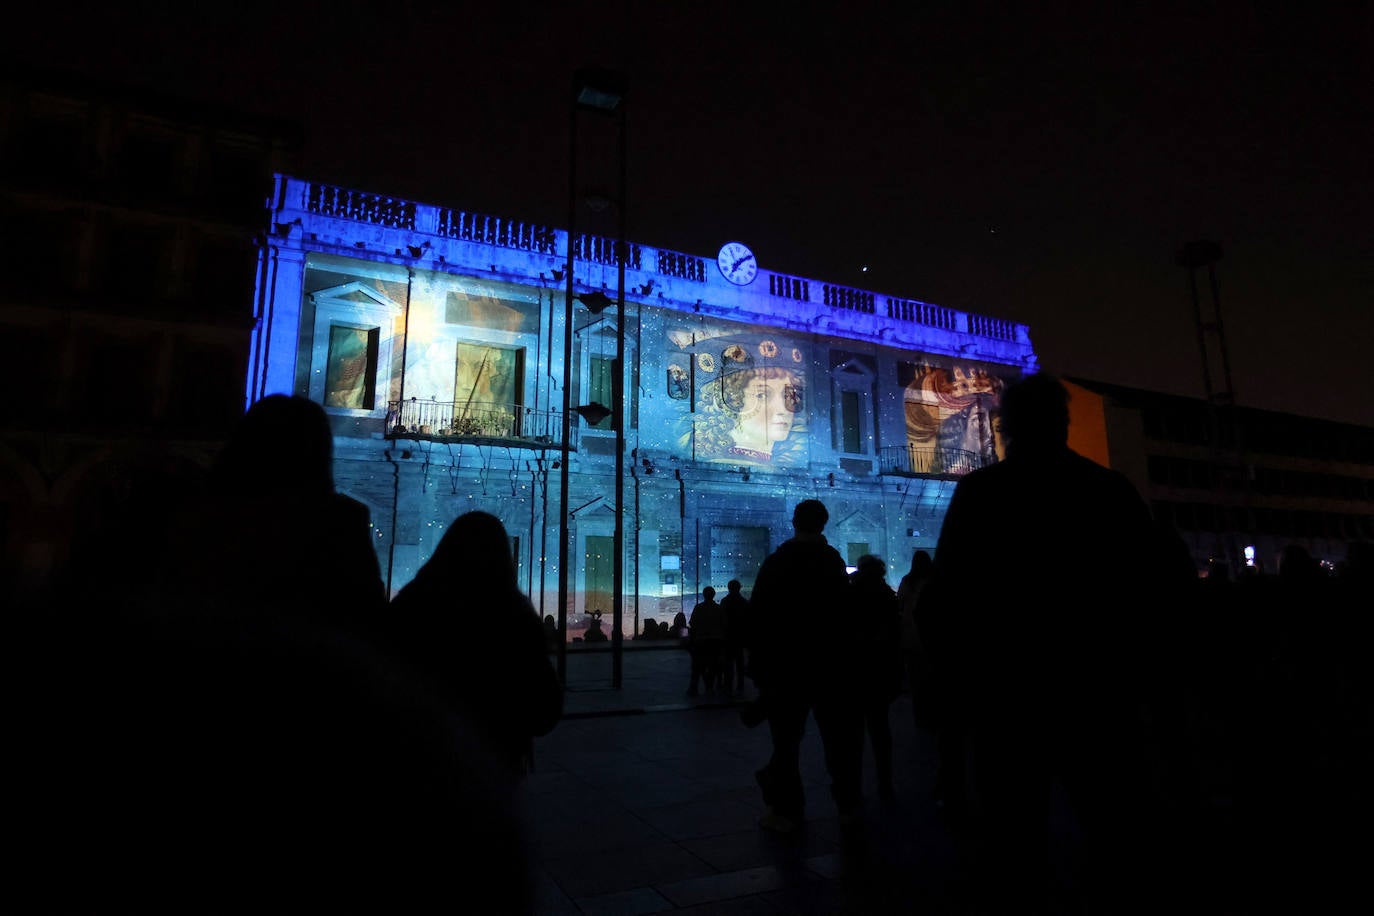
[830,352,876,456]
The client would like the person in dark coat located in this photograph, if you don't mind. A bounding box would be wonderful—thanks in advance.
[918,373,1172,914]
[898,547,967,810]
[168,393,387,633]
[851,554,903,800]
[687,586,728,694]
[21,398,534,912]
[896,548,933,706]
[719,579,752,693]
[748,499,862,832]
[387,510,564,775]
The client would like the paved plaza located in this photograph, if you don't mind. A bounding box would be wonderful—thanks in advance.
[524,645,1248,915]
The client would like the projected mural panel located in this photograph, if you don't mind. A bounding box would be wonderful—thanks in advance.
[899,361,1009,469]
[670,327,809,467]
[454,342,519,411]
[324,325,375,408]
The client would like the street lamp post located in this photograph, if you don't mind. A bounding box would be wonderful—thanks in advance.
[610,79,627,690]
[557,67,627,688]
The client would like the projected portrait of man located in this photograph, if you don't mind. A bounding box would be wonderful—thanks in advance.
[990,406,1008,462]
[688,339,806,466]
[903,364,1004,469]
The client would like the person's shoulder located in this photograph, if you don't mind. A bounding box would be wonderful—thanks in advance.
[328,492,372,521]
[943,462,1004,501]
[1064,448,1120,477]
[1065,450,1149,502]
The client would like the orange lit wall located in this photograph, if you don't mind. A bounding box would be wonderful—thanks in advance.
[1063,379,1112,469]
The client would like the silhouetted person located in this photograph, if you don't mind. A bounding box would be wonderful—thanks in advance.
[748,499,862,832]
[1191,548,1247,833]
[388,510,563,775]
[688,586,727,695]
[851,554,902,800]
[1138,519,1216,896]
[21,402,534,911]
[720,578,751,693]
[544,613,560,650]
[904,544,968,818]
[896,548,933,690]
[1244,541,1365,911]
[919,374,1169,914]
[1330,541,1374,878]
[169,393,386,632]
[1336,539,1373,594]
[671,610,689,639]
[583,611,609,643]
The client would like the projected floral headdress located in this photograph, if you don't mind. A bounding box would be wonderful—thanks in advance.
[698,338,805,416]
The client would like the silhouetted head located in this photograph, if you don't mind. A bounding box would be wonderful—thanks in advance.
[792,499,829,535]
[998,373,1070,456]
[424,511,517,589]
[213,394,335,497]
[1279,544,1321,582]
[1206,558,1231,582]
[702,586,716,601]
[908,549,933,578]
[856,554,886,580]
[727,579,742,593]
[1341,541,1373,583]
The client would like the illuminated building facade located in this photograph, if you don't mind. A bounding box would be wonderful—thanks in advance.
[252,174,1039,639]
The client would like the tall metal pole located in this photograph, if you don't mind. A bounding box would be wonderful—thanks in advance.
[557,85,577,685]
[1186,259,1216,405]
[611,91,627,689]
[1180,240,1248,573]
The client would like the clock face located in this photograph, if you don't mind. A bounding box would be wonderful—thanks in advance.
[717,241,758,286]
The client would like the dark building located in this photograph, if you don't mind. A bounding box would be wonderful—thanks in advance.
[0,67,299,605]
[1062,377,1374,575]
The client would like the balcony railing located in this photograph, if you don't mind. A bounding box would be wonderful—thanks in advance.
[386,398,563,447]
[878,444,993,477]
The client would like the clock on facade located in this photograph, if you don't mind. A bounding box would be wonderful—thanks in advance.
[717,241,758,286]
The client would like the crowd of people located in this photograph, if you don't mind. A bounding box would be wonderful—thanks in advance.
[718,374,1372,915]
[18,394,563,912]
[16,378,1371,914]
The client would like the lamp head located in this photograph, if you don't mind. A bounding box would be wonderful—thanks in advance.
[573,66,627,112]
[576,290,614,314]
[574,402,612,425]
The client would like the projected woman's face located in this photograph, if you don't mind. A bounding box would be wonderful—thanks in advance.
[733,374,800,452]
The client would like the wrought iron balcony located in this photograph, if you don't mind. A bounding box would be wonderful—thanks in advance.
[386,398,564,449]
[878,444,994,478]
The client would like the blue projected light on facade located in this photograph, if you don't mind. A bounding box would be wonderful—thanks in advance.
[249,175,1037,639]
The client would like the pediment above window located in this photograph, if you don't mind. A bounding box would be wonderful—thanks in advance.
[832,509,883,535]
[309,281,402,312]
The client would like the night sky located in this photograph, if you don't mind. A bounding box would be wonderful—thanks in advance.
[13,2,1373,425]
